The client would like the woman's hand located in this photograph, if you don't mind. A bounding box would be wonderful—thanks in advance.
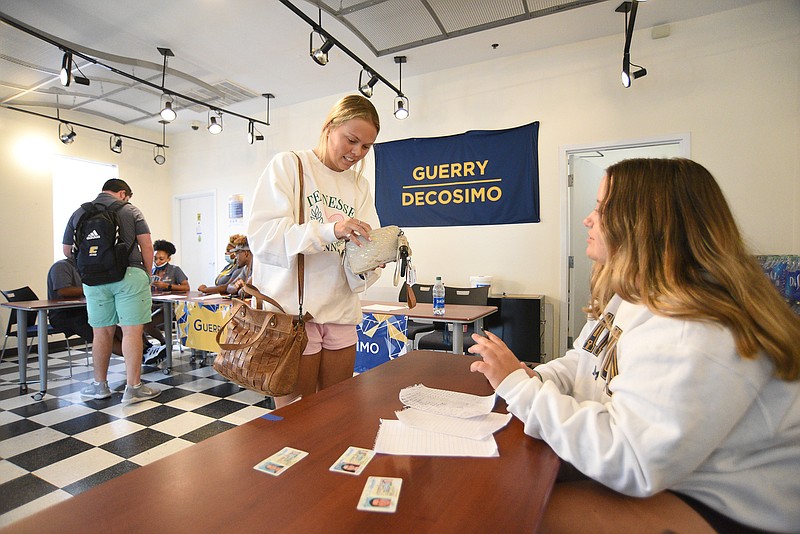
[198,284,209,293]
[334,217,372,245]
[468,329,525,389]
[151,280,169,291]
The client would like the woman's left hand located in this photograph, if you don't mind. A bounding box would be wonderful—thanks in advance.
[334,218,372,245]
[468,329,524,389]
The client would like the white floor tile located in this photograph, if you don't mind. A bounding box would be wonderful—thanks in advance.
[164,392,218,411]
[129,438,194,466]
[0,410,22,426]
[0,490,72,528]
[100,399,160,418]
[0,459,28,484]
[29,404,95,426]
[185,365,219,378]
[151,411,215,437]
[0,427,69,459]
[73,419,146,447]
[175,377,225,392]
[34,448,125,488]
[221,405,272,425]
[227,389,270,405]
[0,392,53,411]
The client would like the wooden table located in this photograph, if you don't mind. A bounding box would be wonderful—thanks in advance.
[8,351,560,533]
[361,300,498,354]
[1,298,87,399]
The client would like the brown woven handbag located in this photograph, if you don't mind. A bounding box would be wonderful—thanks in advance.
[213,284,311,396]
[212,153,311,396]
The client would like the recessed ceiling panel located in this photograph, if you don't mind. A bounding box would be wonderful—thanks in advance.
[343,0,443,54]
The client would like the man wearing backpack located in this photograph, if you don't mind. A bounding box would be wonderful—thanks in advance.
[62,178,160,403]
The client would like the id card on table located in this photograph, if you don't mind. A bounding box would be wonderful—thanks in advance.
[356,476,402,513]
[253,447,308,476]
[329,446,376,476]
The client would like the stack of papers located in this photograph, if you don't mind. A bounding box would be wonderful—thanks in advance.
[373,384,511,458]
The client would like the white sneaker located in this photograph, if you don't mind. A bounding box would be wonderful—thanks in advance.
[121,383,161,403]
[81,381,112,400]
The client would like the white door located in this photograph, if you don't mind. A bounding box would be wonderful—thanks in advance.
[177,193,216,289]
[562,137,690,353]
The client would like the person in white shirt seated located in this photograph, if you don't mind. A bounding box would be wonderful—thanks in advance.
[469,158,800,533]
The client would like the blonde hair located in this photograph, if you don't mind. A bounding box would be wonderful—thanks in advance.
[590,158,800,380]
[316,95,380,177]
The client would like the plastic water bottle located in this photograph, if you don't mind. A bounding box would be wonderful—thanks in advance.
[433,276,445,316]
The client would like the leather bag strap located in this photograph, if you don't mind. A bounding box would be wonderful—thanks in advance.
[241,283,286,313]
[214,300,277,350]
[292,152,306,316]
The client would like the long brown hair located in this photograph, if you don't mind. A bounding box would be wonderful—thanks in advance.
[316,94,380,177]
[590,158,800,380]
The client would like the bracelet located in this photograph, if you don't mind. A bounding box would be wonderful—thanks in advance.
[168,284,172,291]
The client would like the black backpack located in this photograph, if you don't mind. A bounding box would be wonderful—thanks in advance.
[73,201,134,286]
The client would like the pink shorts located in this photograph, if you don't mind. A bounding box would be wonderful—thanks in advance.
[303,322,357,355]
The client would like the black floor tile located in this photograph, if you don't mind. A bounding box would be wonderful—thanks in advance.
[0,474,59,515]
[124,404,184,426]
[9,398,72,418]
[45,380,93,397]
[180,420,236,443]
[152,373,206,386]
[8,437,94,472]
[148,386,195,404]
[199,382,247,398]
[62,460,140,496]
[0,418,44,440]
[192,398,247,419]
[99,428,174,459]
[50,411,118,435]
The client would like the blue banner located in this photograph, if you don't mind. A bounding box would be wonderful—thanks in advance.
[355,313,408,373]
[373,122,539,227]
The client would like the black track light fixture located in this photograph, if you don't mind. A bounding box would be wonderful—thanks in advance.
[310,32,334,66]
[59,52,72,86]
[153,146,166,165]
[617,1,648,88]
[208,110,223,134]
[247,120,264,144]
[59,50,89,86]
[110,134,123,154]
[393,56,409,120]
[59,122,76,144]
[359,70,379,98]
[160,94,176,122]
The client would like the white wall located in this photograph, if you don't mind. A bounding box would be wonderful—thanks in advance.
[0,110,172,328]
[2,1,798,357]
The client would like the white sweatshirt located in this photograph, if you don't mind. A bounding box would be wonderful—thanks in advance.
[248,149,381,325]
[497,295,800,532]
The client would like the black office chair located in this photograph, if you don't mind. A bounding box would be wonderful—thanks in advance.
[398,283,436,349]
[416,285,490,354]
[1,286,86,377]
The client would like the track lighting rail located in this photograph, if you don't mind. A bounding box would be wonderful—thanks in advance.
[0,12,269,127]
[277,0,404,98]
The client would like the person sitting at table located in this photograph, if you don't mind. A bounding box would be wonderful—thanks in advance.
[226,236,253,298]
[468,158,800,533]
[197,233,245,295]
[143,239,190,364]
[47,255,123,357]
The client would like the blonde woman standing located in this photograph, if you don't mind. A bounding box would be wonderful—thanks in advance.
[248,95,382,406]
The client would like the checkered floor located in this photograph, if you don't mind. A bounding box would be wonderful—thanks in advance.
[0,345,274,528]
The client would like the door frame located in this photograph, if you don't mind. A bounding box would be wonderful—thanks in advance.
[558,133,691,358]
[173,190,217,283]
